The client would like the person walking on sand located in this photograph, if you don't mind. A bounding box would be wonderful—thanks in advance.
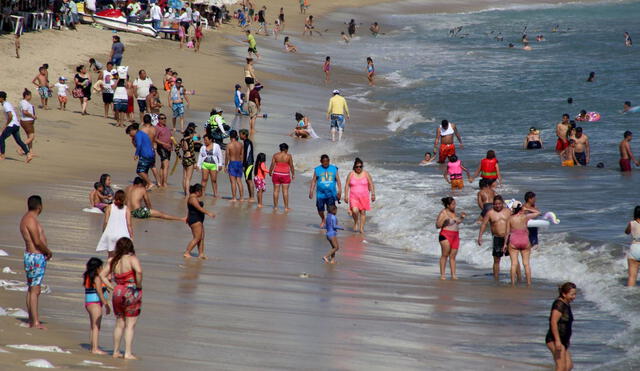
[473,150,502,185]
[74,65,92,115]
[246,30,260,59]
[109,35,125,66]
[133,70,153,123]
[248,83,263,134]
[323,205,343,264]
[99,237,142,360]
[169,78,189,132]
[184,184,215,259]
[366,57,375,86]
[478,195,521,281]
[344,157,375,234]
[326,89,349,142]
[19,89,37,153]
[197,133,223,198]
[0,91,32,162]
[126,124,156,188]
[625,206,640,286]
[619,131,639,172]
[555,114,571,152]
[179,128,197,196]
[96,190,133,258]
[434,119,463,163]
[32,66,51,110]
[244,58,256,100]
[545,282,576,371]
[20,195,51,329]
[225,130,245,202]
[436,197,465,280]
[505,200,540,286]
[309,154,340,226]
[240,129,255,202]
[270,143,295,211]
[154,114,172,188]
[125,177,184,221]
[83,257,111,355]
[323,56,331,84]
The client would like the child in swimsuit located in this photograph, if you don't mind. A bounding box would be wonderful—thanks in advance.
[444,155,471,190]
[89,182,110,211]
[323,205,343,264]
[253,153,269,207]
[83,257,110,355]
[560,140,578,167]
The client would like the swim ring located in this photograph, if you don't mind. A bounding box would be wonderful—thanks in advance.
[575,112,601,122]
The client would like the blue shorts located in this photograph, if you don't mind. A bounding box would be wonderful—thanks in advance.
[114,98,128,112]
[228,160,243,178]
[24,252,47,287]
[172,102,185,118]
[111,56,122,66]
[316,196,336,212]
[528,227,539,246]
[152,19,161,30]
[136,156,156,174]
[330,114,345,130]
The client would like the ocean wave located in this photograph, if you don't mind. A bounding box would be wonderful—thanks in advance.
[385,71,416,88]
[385,109,432,132]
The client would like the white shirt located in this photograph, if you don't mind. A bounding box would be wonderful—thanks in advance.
[2,101,20,127]
[19,99,35,122]
[178,12,190,23]
[150,4,162,20]
[134,78,153,100]
[86,0,96,11]
[102,73,115,94]
[55,82,69,97]
[192,10,200,22]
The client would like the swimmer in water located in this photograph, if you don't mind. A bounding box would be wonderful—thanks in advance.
[623,101,637,113]
[369,22,380,36]
[476,178,495,222]
[587,72,595,82]
[523,42,532,51]
[508,43,514,48]
[555,114,571,152]
[443,155,471,191]
[560,139,579,167]
[576,110,589,121]
[419,152,434,165]
[524,127,543,149]
[521,34,528,43]
[340,32,350,44]
[625,32,632,47]
[366,57,375,86]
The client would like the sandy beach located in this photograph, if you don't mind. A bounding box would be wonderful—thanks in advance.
[0,0,627,369]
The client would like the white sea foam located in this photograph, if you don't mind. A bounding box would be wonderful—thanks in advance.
[0,249,8,256]
[24,359,55,368]
[385,71,416,88]
[0,280,51,294]
[8,308,29,318]
[8,345,70,354]
[0,307,7,316]
[385,109,432,132]
[3,266,17,274]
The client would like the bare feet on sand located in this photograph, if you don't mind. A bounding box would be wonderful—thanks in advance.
[91,349,108,355]
[198,255,208,260]
[440,276,446,280]
[183,252,192,259]
[124,354,138,360]
[113,352,123,359]
[31,323,48,330]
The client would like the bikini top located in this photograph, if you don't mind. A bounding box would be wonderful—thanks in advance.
[440,125,454,136]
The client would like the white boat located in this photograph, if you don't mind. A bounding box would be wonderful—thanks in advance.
[90,9,157,37]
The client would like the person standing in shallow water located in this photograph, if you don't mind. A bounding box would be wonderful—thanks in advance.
[344,157,375,234]
[477,195,520,281]
[436,197,465,280]
[433,119,463,163]
[625,205,640,286]
[270,143,295,211]
[505,201,540,286]
[546,282,576,371]
[184,184,215,259]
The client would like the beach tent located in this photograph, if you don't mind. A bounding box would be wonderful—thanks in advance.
[192,0,238,5]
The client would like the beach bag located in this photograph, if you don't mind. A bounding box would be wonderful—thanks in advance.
[72,87,84,98]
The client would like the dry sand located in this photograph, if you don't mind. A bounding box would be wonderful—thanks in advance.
[0,0,571,369]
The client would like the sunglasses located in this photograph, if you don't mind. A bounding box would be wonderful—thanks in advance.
[355,165,363,169]
[159,116,167,119]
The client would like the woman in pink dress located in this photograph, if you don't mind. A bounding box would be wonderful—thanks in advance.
[344,157,375,234]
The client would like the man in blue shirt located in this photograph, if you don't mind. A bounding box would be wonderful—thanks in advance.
[309,154,341,227]
[126,124,155,188]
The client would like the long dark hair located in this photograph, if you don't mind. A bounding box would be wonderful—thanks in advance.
[558,282,576,297]
[254,152,266,177]
[99,173,110,187]
[441,197,454,208]
[83,257,103,287]
[110,237,135,273]
[634,205,640,220]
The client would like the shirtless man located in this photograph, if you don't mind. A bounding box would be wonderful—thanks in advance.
[225,130,244,202]
[555,114,570,152]
[140,114,161,185]
[476,179,495,222]
[619,131,639,172]
[145,86,162,114]
[20,195,52,329]
[434,119,463,163]
[32,67,51,110]
[524,127,543,149]
[571,127,590,166]
[125,177,184,220]
[477,195,520,281]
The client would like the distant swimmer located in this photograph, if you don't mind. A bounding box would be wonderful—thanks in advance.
[552,24,559,32]
[443,155,471,190]
[625,32,632,47]
[436,197,466,280]
[283,36,297,53]
[508,43,514,48]
[369,22,380,36]
[619,130,639,172]
[505,200,540,286]
[419,152,435,165]
[560,139,579,167]
[340,32,350,44]
[524,127,543,149]
[625,206,640,286]
[555,114,571,152]
[366,57,375,86]
[476,178,496,221]
[545,282,577,371]
[536,34,545,42]
[347,18,357,38]
[586,71,595,82]
[473,150,502,185]
[521,34,529,43]
[623,101,640,113]
[570,127,590,166]
[434,119,463,163]
[523,42,532,51]
[323,56,331,83]
[494,32,503,41]
[478,195,520,281]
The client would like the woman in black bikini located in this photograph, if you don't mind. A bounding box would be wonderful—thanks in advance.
[546,282,576,371]
[184,184,215,260]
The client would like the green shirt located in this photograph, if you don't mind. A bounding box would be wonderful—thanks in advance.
[248,34,257,49]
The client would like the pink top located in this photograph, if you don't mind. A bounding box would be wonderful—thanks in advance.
[447,160,463,179]
[349,174,369,195]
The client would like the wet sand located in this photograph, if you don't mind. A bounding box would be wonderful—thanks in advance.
[0,0,587,369]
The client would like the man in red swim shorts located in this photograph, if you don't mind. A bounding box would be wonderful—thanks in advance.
[434,119,463,163]
[619,130,639,172]
[555,114,571,152]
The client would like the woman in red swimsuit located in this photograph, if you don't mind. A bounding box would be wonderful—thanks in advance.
[436,197,466,280]
[505,201,540,286]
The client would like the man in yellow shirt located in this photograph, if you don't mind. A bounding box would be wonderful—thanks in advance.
[326,89,349,141]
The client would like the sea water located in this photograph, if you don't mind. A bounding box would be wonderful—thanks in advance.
[267,1,640,369]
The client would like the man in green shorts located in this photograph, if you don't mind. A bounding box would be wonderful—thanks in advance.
[246,30,260,59]
[125,177,184,221]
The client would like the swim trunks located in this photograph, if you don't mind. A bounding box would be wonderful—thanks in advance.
[137,99,147,113]
[172,102,185,118]
[248,46,258,54]
[562,160,574,167]
[555,138,568,151]
[38,86,51,99]
[244,77,255,85]
[136,156,155,174]
[202,162,217,171]
[228,160,243,177]
[58,95,67,104]
[316,196,336,212]
[620,158,632,172]
[272,172,291,185]
[528,227,539,246]
[438,144,456,163]
[439,229,460,249]
[330,114,345,130]
[254,176,266,191]
[102,92,114,104]
[24,252,47,287]
[244,164,254,181]
[527,141,542,149]
[131,207,151,219]
[450,179,464,190]
[481,203,493,218]
[492,236,506,258]
[575,152,587,166]
[157,146,171,162]
[114,98,128,112]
